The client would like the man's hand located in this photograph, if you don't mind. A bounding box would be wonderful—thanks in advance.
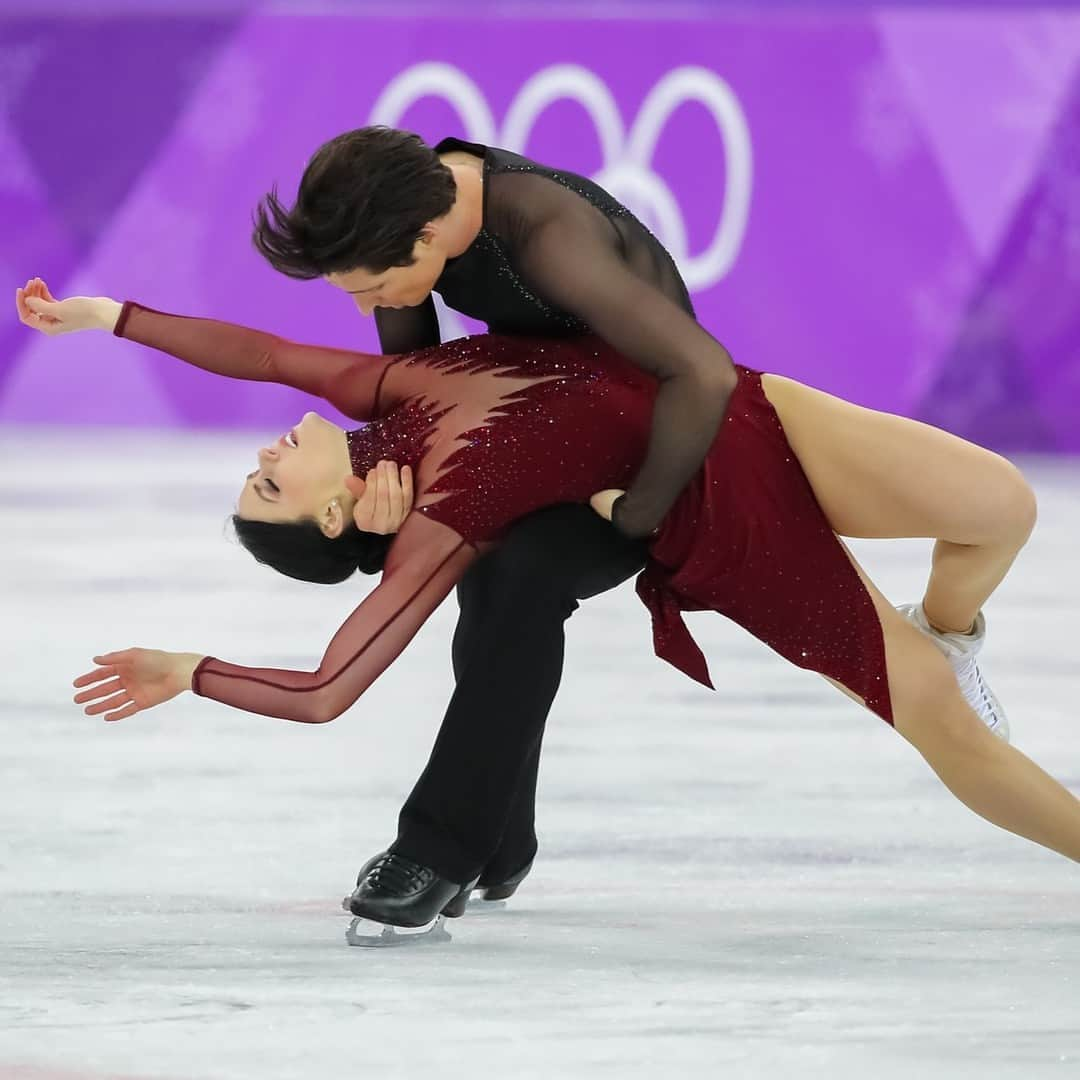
[589,489,626,522]
[73,648,204,722]
[345,460,414,535]
[16,277,122,335]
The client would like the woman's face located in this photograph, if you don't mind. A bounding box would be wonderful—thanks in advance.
[236,412,352,532]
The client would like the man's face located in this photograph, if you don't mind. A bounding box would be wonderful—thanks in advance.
[326,232,446,316]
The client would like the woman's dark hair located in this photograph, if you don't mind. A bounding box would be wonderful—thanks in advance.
[252,126,457,279]
[231,516,394,584]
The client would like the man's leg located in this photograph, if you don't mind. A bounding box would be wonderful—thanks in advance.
[478,740,541,888]
[390,504,646,884]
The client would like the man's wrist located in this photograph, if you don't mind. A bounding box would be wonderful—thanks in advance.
[611,494,660,541]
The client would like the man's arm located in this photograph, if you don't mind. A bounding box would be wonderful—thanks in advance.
[374,297,441,354]
[516,200,737,539]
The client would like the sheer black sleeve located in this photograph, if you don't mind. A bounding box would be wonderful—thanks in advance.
[510,188,737,539]
[374,296,441,354]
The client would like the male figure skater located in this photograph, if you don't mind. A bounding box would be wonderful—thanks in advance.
[254,125,737,937]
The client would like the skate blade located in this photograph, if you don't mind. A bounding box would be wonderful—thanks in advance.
[345,914,452,948]
[466,897,507,912]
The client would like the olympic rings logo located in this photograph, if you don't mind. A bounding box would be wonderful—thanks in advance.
[370,62,752,292]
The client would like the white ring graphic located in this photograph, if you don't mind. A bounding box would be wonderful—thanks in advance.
[625,66,752,285]
[502,65,626,167]
[370,61,753,291]
[369,62,498,147]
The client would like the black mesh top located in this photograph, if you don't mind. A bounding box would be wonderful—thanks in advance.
[372,137,737,539]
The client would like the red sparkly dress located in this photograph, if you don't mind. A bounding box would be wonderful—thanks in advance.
[115,304,891,724]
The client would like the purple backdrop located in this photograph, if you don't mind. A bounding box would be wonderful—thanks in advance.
[3,7,1080,451]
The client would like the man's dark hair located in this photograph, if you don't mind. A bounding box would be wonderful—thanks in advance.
[231,516,393,584]
[252,127,457,279]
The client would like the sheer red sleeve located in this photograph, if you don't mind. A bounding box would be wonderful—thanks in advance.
[114,302,396,421]
[191,513,478,723]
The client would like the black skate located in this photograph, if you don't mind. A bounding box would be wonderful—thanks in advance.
[342,852,477,948]
[473,856,534,904]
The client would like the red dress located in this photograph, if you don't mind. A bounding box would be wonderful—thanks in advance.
[115,304,891,725]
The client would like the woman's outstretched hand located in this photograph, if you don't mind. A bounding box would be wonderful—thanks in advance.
[15,277,122,335]
[73,648,205,722]
[346,460,414,535]
[589,489,626,522]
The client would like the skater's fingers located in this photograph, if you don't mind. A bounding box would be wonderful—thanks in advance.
[23,296,59,318]
[374,462,391,526]
[73,677,125,704]
[93,650,131,665]
[15,287,37,324]
[84,691,132,717]
[385,461,404,526]
[19,292,62,336]
[73,665,117,688]
[357,465,394,535]
[350,470,381,533]
[104,701,140,723]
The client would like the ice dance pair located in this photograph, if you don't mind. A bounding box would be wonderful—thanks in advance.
[18,276,1075,951]
[19,127,1074,948]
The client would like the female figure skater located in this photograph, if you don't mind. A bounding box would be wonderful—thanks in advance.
[16,278,1078,940]
[254,128,700,921]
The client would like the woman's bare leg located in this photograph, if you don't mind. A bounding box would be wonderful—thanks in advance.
[843,545,1080,860]
[760,374,1037,633]
[755,373,1079,857]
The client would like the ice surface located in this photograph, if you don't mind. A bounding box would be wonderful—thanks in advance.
[1,429,1078,1079]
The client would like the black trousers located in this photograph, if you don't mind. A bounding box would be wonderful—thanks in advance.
[389,504,647,883]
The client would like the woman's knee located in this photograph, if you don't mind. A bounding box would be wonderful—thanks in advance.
[985,456,1038,545]
[1004,462,1038,542]
[891,652,987,752]
[881,620,981,745]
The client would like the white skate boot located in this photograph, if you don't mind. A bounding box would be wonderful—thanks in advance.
[896,604,1010,742]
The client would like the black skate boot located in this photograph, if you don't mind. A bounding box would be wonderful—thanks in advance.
[475,856,534,902]
[343,852,477,947]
